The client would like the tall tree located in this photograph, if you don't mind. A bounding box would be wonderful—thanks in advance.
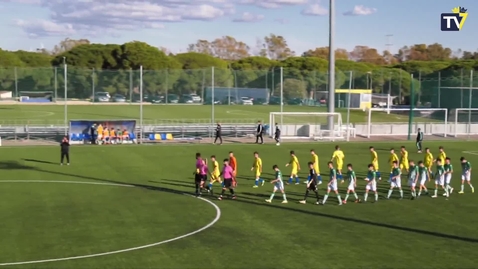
[254,37,267,57]
[382,50,398,64]
[349,46,385,65]
[187,40,213,55]
[397,43,453,61]
[261,34,294,60]
[301,47,349,59]
[210,36,250,60]
[51,38,90,55]
[462,50,478,60]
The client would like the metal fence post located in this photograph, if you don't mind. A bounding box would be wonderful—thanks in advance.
[468,69,473,140]
[92,68,95,101]
[139,66,143,144]
[14,67,18,98]
[211,66,215,128]
[63,58,68,135]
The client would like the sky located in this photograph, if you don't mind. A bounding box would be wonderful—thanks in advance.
[0,0,476,55]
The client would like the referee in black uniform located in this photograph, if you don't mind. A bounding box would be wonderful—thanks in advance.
[255,121,264,144]
[60,136,70,165]
[214,122,222,145]
[274,123,281,145]
[416,128,424,153]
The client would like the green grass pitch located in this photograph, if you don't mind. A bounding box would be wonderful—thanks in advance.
[0,141,477,268]
[0,104,438,125]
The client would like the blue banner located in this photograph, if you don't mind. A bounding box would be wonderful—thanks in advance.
[69,120,136,137]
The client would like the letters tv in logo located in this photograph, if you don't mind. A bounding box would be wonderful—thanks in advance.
[441,7,468,31]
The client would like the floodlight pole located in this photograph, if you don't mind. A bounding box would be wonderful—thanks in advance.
[327,0,336,132]
[63,57,67,136]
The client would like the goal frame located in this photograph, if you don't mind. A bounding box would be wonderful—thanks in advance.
[453,108,478,137]
[366,108,448,138]
[269,112,350,141]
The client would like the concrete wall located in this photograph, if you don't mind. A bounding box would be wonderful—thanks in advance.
[274,123,478,137]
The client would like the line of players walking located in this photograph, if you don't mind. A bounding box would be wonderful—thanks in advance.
[193,145,474,205]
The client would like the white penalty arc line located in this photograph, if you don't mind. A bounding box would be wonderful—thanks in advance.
[0,180,221,267]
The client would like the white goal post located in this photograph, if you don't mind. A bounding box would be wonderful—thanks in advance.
[453,108,478,137]
[366,108,448,138]
[269,112,353,141]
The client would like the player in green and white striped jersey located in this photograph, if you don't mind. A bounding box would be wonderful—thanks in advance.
[432,158,448,198]
[408,160,419,199]
[320,162,342,205]
[342,164,359,204]
[444,157,454,195]
[459,157,474,194]
[387,161,403,199]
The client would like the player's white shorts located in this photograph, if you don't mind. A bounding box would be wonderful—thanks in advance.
[435,175,444,186]
[408,179,416,187]
[273,182,284,191]
[390,178,401,188]
[462,171,471,181]
[328,181,338,191]
[365,180,376,191]
[347,182,355,191]
[419,174,427,185]
[445,174,452,184]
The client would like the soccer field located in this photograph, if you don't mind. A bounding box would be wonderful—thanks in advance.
[0,141,477,268]
[0,104,437,125]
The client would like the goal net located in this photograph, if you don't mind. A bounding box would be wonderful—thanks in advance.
[452,108,478,137]
[19,91,54,103]
[365,108,448,138]
[269,112,348,141]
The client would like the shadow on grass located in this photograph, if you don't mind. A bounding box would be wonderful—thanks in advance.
[4,160,477,244]
[22,158,57,165]
[0,161,38,170]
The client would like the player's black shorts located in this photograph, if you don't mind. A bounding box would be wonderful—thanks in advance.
[223,178,233,188]
[201,175,207,181]
[194,174,202,184]
[307,182,317,191]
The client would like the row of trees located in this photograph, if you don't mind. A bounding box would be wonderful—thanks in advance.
[0,37,477,100]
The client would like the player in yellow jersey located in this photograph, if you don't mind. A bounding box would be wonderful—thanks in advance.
[331,145,345,181]
[400,146,409,173]
[424,148,434,180]
[286,150,301,185]
[370,146,381,180]
[388,148,399,181]
[309,149,322,184]
[208,155,222,192]
[251,151,263,188]
[437,146,446,164]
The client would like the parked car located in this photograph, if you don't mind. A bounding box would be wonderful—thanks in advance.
[204,98,221,105]
[241,97,253,105]
[112,94,126,102]
[287,98,303,105]
[167,94,179,103]
[269,96,284,105]
[190,94,202,103]
[150,95,164,103]
[253,98,268,105]
[179,95,194,104]
[93,92,110,102]
[221,96,236,105]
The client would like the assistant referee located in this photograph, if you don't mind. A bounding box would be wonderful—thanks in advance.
[60,136,70,165]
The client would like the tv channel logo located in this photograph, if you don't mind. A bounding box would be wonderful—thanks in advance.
[441,7,468,31]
